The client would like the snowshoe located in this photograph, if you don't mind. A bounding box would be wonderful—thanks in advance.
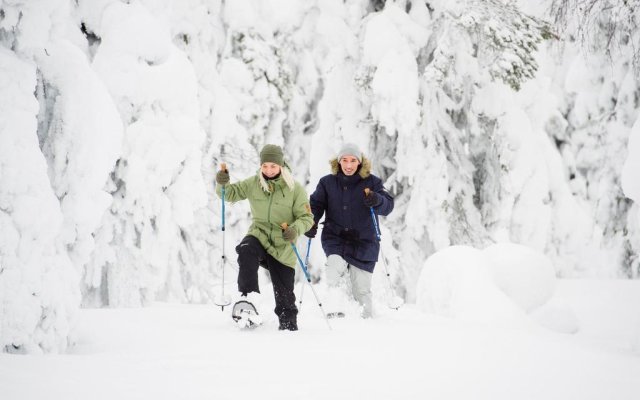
[231,300,263,329]
[326,311,346,319]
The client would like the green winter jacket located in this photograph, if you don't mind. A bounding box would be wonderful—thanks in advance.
[216,170,314,268]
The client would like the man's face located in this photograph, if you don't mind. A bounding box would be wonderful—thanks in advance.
[339,156,360,176]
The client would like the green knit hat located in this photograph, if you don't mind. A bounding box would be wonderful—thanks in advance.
[259,144,284,166]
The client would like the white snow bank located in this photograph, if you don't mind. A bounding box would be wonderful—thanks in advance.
[3,280,640,400]
[530,296,580,334]
[483,242,556,312]
[556,279,640,353]
[416,244,578,333]
[416,246,529,325]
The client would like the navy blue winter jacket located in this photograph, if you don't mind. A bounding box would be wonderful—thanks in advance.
[309,157,394,272]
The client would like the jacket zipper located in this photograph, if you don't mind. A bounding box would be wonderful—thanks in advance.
[267,182,274,244]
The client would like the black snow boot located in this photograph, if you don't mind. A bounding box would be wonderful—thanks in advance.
[278,319,298,331]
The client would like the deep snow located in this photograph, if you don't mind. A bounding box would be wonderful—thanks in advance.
[1,279,639,400]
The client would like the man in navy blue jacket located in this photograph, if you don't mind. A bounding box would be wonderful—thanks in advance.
[306,143,394,317]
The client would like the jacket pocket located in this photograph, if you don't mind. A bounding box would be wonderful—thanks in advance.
[271,199,294,224]
[355,239,379,262]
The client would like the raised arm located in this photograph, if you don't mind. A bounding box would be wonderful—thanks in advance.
[215,164,251,203]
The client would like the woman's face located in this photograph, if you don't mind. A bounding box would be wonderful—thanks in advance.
[261,162,281,178]
[339,156,360,176]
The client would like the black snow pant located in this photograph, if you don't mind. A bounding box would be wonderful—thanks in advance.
[236,235,298,329]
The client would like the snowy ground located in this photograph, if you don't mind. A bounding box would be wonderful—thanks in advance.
[1,279,639,400]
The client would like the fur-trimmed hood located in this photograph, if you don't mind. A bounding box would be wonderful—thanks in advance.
[329,156,371,178]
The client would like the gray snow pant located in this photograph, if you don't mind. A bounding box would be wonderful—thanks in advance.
[326,254,373,318]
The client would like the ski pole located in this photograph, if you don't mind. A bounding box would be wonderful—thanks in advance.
[222,164,226,307]
[215,163,231,310]
[298,237,312,306]
[282,223,332,330]
[378,248,403,309]
[364,188,402,310]
[364,188,381,241]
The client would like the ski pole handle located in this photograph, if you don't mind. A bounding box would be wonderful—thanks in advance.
[364,188,381,241]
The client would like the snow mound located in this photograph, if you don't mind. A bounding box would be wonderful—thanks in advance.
[483,242,556,312]
[531,298,580,334]
[416,244,580,333]
[416,246,527,325]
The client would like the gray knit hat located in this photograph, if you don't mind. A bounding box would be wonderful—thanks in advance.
[260,144,284,166]
[337,143,362,163]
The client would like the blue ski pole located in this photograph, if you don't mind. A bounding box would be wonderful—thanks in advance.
[214,163,231,310]
[365,188,381,241]
[298,238,312,306]
[364,188,402,310]
[282,223,331,330]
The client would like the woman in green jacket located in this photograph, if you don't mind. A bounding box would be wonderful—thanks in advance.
[215,144,313,330]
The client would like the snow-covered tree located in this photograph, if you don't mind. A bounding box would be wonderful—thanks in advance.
[350,1,555,300]
[78,1,208,306]
[550,0,640,74]
[3,0,640,354]
[534,0,640,277]
[0,0,84,353]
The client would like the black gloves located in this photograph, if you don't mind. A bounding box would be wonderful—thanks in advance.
[304,223,318,239]
[282,226,298,242]
[216,170,230,185]
[364,191,382,207]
